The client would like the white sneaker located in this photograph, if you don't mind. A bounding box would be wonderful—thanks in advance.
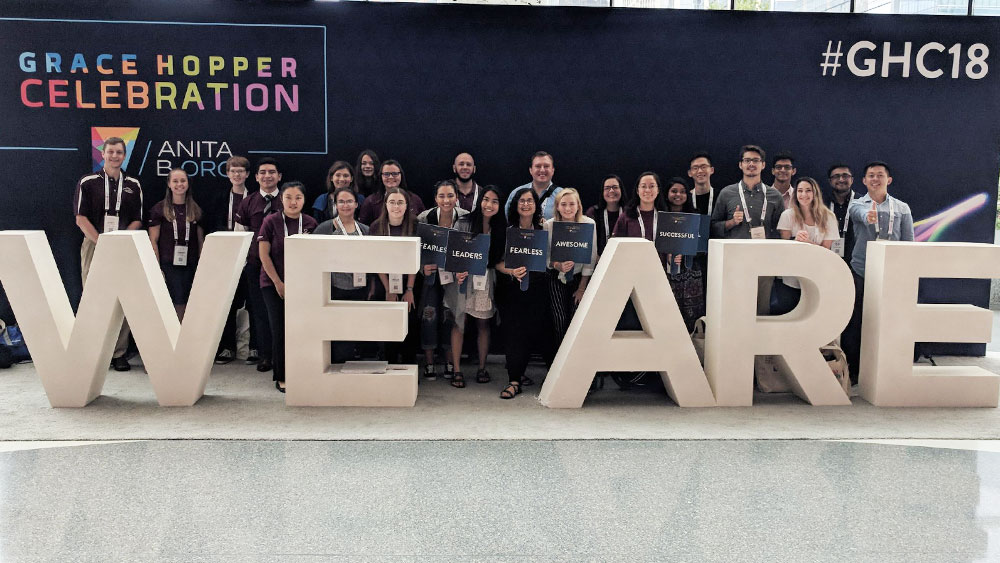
[246,349,259,365]
[214,349,235,365]
[849,384,859,398]
[423,365,437,381]
[443,363,455,380]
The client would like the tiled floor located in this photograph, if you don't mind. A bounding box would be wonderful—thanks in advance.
[2,439,998,562]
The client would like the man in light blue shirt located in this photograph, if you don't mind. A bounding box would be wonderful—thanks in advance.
[506,151,562,220]
[842,161,914,382]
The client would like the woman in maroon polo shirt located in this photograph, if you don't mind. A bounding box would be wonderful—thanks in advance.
[259,181,318,393]
[148,168,205,321]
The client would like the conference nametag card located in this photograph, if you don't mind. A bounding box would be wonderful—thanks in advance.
[416,223,450,268]
[505,227,549,291]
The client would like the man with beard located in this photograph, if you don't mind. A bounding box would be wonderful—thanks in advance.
[826,163,856,261]
[710,145,784,240]
[452,152,482,212]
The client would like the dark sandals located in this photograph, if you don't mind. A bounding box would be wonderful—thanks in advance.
[500,381,522,399]
[520,376,535,387]
[476,369,491,384]
[451,372,466,388]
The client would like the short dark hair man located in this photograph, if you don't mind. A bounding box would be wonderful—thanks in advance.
[505,151,562,220]
[770,152,797,210]
[235,157,283,373]
[452,152,481,212]
[710,145,784,240]
[826,163,856,262]
[687,152,716,215]
[841,161,914,382]
[73,136,144,371]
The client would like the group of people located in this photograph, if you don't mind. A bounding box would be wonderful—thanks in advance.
[74,139,913,398]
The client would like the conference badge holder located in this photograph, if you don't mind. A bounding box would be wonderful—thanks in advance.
[831,238,845,257]
[472,275,487,291]
[438,271,454,285]
[389,273,404,294]
[750,226,766,240]
[103,215,119,233]
[353,272,366,288]
[173,245,188,267]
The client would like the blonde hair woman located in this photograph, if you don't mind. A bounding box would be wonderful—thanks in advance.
[543,188,597,341]
[774,176,839,314]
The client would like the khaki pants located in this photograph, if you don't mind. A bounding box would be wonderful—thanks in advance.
[81,239,131,359]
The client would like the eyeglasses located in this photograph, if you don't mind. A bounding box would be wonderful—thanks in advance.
[741,158,762,165]
[830,173,853,180]
[689,164,711,172]
[772,164,794,171]
[228,169,247,175]
[381,171,401,178]
[518,200,534,207]
[386,201,407,207]
[603,185,621,191]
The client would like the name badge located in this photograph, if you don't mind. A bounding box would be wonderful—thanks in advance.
[389,273,404,294]
[173,245,189,266]
[103,215,119,233]
[439,271,454,285]
[353,272,366,288]
[831,238,845,257]
[472,274,487,291]
[749,226,766,240]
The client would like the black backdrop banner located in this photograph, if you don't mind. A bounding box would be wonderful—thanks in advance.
[1,1,998,353]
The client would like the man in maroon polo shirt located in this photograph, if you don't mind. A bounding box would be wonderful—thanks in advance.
[72,136,144,371]
[235,157,282,373]
[453,152,481,213]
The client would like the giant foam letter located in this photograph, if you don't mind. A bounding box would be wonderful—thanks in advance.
[860,242,1000,406]
[704,240,854,406]
[539,239,715,408]
[0,231,251,407]
[284,235,420,406]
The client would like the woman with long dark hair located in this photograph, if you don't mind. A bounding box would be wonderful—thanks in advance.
[444,185,506,386]
[371,188,420,364]
[355,149,380,198]
[663,177,704,330]
[495,187,554,399]
[148,168,205,320]
[584,174,623,259]
[311,161,355,222]
[357,160,426,225]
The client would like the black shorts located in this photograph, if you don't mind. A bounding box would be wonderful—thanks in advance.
[162,263,195,305]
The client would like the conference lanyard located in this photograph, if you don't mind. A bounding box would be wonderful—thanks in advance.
[335,216,363,237]
[829,193,853,236]
[172,213,190,245]
[872,197,895,240]
[227,191,241,230]
[737,182,768,227]
[691,187,713,214]
[463,183,479,212]
[103,172,123,232]
[283,213,303,238]
[603,209,610,242]
[637,210,658,242]
[437,207,459,228]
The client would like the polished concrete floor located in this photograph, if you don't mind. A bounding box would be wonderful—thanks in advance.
[1,439,998,562]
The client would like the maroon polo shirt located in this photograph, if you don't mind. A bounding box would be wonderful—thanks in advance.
[455,182,480,213]
[236,190,282,265]
[73,169,143,232]
[257,213,318,287]
[148,201,201,267]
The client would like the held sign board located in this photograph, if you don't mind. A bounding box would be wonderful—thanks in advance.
[550,222,595,264]
[417,223,450,268]
[444,231,490,276]
[654,212,703,256]
[1,231,998,409]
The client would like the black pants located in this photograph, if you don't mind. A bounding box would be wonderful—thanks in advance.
[218,265,249,354]
[500,273,554,383]
[246,262,272,360]
[841,271,865,385]
[548,271,580,342]
[261,284,284,382]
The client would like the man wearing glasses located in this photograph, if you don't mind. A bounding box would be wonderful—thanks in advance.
[235,157,283,373]
[687,152,716,215]
[710,145,784,240]
[770,152,797,210]
[826,163,856,262]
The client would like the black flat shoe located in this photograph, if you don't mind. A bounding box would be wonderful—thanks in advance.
[257,359,273,372]
[275,381,286,393]
[111,356,131,372]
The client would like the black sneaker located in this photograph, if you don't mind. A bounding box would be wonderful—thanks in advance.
[111,356,131,372]
[443,363,455,380]
[214,349,235,365]
[246,349,259,365]
[423,364,437,381]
